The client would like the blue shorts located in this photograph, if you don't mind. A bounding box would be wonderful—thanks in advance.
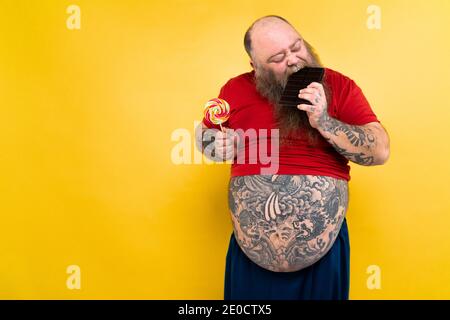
[224,218,350,300]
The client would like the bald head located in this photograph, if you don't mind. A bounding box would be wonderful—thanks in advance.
[244,16,296,58]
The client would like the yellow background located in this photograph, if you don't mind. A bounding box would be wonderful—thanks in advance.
[1,0,449,299]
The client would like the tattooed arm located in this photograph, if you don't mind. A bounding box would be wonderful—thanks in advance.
[317,117,390,166]
[194,123,239,162]
[298,82,390,166]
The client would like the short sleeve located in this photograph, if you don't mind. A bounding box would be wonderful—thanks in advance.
[201,83,230,130]
[336,79,380,125]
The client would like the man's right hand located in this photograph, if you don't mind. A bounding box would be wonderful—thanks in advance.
[214,128,240,161]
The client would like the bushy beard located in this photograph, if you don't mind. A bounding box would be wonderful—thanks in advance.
[254,66,286,106]
[254,41,328,146]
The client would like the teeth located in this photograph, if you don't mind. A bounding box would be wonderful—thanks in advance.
[292,65,302,73]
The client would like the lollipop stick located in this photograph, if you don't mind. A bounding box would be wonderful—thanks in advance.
[219,123,224,133]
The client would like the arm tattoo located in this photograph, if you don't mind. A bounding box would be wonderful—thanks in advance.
[318,112,377,165]
[228,174,348,272]
[329,141,375,166]
[194,125,220,160]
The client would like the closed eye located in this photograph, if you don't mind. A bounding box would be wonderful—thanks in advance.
[271,54,285,63]
[269,39,302,63]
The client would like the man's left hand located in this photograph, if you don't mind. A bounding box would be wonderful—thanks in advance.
[297,82,328,130]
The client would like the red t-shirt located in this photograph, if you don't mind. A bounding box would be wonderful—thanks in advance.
[202,68,380,181]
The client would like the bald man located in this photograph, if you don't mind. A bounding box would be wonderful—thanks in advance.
[197,15,390,300]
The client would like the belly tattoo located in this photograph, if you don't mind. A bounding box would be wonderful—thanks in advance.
[228,175,348,272]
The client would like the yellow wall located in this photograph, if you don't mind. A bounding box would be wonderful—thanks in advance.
[1,0,449,299]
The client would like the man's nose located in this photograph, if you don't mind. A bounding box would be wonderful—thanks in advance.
[286,52,300,67]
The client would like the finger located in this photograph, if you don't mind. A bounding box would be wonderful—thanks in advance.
[298,92,315,104]
[223,133,240,147]
[215,131,225,139]
[216,140,234,151]
[215,139,226,148]
[216,146,228,157]
[299,88,322,106]
[215,143,229,152]
[298,88,317,95]
[225,147,235,157]
[313,93,321,105]
[215,133,231,141]
[217,130,236,141]
[223,139,234,148]
[224,153,235,161]
[297,104,315,113]
[307,82,323,89]
[218,146,235,159]
[307,82,325,96]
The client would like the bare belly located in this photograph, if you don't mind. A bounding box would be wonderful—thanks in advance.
[228,174,348,272]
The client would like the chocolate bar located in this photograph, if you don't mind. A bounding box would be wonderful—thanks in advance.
[279,67,325,107]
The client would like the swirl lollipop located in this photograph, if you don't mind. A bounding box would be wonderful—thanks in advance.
[203,98,230,132]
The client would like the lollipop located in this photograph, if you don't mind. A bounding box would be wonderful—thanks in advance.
[203,98,230,132]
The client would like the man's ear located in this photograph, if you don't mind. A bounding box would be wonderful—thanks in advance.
[249,60,255,69]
